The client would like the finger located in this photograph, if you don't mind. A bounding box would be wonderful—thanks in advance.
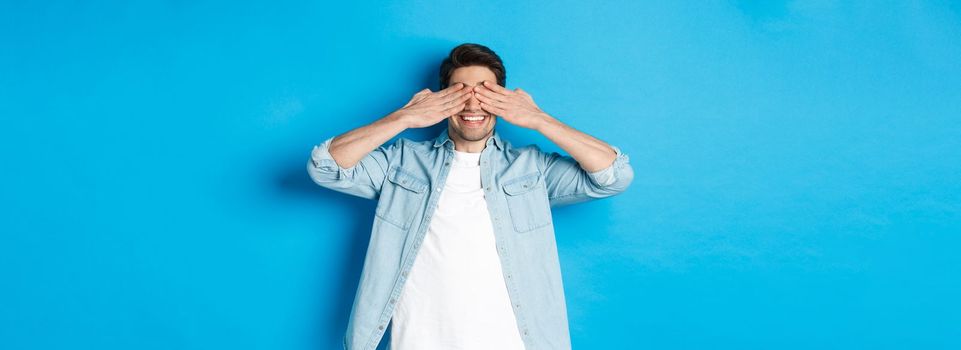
[414,88,431,97]
[448,90,473,105]
[479,102,504,116]
[436,82,465,98]
[514,88,534,102]
[482,80,512,96]
[439,87,472,106]
[441,101,466,116]
[474,86,508,103]
[406,88,431,105]
[405,93,429,107]
[474,90,508,107]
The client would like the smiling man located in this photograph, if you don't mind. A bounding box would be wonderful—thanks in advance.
[308,43,634,350]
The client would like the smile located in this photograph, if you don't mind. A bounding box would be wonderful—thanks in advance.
[459,114,488,127]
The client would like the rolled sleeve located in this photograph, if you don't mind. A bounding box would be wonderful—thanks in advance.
[310,136,356,180]
[586,145,631,188]
[307,135,392,200]
[540,144,634,207]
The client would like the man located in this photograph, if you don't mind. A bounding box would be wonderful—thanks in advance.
[308,43,634,350]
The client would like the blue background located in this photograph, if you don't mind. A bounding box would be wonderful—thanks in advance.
[2,1,960,349]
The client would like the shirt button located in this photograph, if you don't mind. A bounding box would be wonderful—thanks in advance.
[378,325,385,330]
[444,162,449,166]
[390,298,396,304]
[485,187,490,191]
[402,270,409,277]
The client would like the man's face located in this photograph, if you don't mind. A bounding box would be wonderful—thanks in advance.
[447,66,497,143]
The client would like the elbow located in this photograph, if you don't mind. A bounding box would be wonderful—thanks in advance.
[587,147,634,196]
[595,162,633,197]
[609,162,634,194]
[307,143,349,188]
[307,154,333,187]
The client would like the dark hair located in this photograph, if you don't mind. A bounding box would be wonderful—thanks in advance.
[439,43,506,89]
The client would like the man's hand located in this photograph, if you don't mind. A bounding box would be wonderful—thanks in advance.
[473,80,549,130]
[395,83,473,129]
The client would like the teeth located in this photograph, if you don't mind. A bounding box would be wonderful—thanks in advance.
[462,116,484,121]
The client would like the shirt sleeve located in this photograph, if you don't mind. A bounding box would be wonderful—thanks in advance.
[306,135,395,200]
[538,144,634,207]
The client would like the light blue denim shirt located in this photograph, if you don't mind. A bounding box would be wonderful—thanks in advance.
[307,127,634,350]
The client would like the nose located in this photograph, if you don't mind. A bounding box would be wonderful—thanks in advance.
[465,89,482,111]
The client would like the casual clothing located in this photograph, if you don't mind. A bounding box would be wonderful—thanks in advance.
[307,128,633,350]
[390,149,525,350]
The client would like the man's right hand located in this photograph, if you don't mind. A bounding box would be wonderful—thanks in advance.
[395,83,472,129]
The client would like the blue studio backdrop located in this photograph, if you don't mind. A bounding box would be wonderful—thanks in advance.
[2,1,960,349]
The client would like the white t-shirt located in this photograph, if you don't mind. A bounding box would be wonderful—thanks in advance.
[390,149,526,350]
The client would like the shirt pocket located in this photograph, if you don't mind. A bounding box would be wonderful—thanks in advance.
[376,166,428,230]
[502,171,552,233]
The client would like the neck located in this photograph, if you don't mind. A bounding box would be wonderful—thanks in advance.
[450,128,492,153]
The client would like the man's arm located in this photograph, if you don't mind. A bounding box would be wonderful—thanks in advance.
[473,80,634,206]
[535,114,617,172]
[307,83,471,200]
[326,113,409,170]
[532,114,634,206]
[307,113,409,200]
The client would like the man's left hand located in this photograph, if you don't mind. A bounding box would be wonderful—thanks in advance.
[474,80,549,130]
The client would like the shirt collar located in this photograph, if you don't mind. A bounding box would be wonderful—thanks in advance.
[432,127,504,151]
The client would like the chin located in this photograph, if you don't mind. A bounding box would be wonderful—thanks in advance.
[451,122,494,142]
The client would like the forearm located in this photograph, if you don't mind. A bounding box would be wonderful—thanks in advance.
[534,113,617,172]
[328,112,409,169]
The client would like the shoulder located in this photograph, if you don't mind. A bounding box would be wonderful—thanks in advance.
[399,137,436,154]
[501,141,549,168]
[387,137,442,161]
[511,143,542,156]
[378,136,428,150]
